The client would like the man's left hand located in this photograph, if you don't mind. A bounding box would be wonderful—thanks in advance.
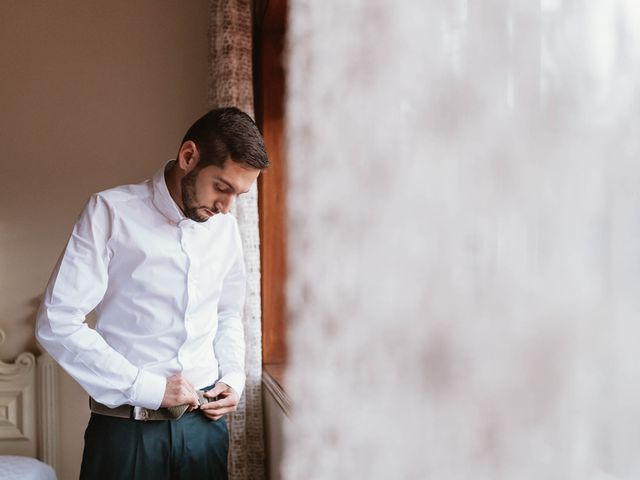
[200,382,239,421]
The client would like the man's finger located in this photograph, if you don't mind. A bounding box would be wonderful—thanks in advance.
[201,406,236,418]
[179,389,199,406]
[201,412,225,421]
[203,395,236,409]
[200,399,237,413]
[204,383,227,399]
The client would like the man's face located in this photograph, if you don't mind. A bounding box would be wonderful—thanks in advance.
[180,160,260,223]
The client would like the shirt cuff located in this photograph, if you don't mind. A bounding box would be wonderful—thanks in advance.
[217,372,246,399]
[129,369,166,409]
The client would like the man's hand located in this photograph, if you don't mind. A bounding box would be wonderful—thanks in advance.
[160,373,199,410]
[200,382,239,421]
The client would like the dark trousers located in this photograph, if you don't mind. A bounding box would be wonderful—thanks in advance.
[79,411,228,480]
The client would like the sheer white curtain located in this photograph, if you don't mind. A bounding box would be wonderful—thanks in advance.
[208,1,265,478]
[285,1,640,479]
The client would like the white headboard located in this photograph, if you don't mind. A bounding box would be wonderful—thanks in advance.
[0,329,58,471]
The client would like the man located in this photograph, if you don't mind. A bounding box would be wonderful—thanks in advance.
[36,107,269,479]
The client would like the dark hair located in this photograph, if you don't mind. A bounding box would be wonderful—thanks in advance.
[181,107,269,169]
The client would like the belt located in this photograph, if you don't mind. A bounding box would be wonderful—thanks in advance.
[89,390,212,421]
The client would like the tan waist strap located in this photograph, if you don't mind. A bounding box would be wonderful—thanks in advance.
[89,391,210,421]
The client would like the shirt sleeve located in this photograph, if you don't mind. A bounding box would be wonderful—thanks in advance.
[213,221,247,398]
[36,194,166,409]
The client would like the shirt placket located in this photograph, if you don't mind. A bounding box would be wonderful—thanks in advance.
[178,221,200,370]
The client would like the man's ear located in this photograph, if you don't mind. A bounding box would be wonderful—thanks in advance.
[177,141,200,173]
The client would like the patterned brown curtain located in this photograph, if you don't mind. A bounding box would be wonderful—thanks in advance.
[208,1,265,478]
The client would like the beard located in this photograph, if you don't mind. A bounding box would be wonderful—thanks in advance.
[180,168,214,223]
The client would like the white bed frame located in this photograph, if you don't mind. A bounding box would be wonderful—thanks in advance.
[0,329,59,472]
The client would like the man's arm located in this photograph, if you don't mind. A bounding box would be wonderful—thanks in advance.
[212,228,247,396]
[36,194,167,409]
[201,223,246,419]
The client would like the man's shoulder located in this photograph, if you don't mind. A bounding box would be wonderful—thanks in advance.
[93,179,151,208]
[209,212,241,233]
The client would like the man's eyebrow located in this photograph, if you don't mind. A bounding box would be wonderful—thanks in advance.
[217,177,250,195]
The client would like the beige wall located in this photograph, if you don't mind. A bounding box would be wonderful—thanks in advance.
[0,1,208,478]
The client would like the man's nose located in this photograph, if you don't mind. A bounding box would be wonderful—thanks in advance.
[216,196,233,214]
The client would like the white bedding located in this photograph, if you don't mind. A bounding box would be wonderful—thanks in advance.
[0,456,56,480]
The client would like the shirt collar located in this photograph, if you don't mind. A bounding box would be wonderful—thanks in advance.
[151,160,185,225]
[151,160,219,230]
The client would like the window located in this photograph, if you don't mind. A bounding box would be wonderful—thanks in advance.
[254,0,287,387]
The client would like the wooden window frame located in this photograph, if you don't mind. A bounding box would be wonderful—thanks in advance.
[254,0,288,383]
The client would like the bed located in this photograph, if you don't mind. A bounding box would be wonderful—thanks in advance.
[0,329,58,480]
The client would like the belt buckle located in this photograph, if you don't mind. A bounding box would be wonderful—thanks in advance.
[132,406,150,421]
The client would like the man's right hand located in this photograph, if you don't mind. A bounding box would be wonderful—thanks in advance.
[160,373,199,409]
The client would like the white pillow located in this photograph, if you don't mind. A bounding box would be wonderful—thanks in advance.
[0,455,56,480]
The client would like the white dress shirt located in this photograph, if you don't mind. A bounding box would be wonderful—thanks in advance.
[36,161,246,409]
